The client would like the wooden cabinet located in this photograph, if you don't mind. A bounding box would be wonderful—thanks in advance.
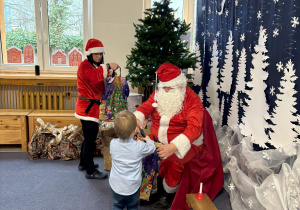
[0,109,33,152]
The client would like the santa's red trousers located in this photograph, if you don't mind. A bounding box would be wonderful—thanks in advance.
[159,144,203,187]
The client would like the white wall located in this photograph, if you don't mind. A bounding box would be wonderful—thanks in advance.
[92,0,143,92]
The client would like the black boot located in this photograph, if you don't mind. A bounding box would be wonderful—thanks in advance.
[151,192,176,210]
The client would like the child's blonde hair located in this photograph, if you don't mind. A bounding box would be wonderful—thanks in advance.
[114,110,137,140]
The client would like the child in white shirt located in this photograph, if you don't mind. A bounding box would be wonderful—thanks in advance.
[109,110,156,210]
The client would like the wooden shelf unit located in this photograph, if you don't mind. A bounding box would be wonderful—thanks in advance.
[0,109,33,152]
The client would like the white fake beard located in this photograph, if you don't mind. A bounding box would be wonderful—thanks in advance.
[156,87,186,118]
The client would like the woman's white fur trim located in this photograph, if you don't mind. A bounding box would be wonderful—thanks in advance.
[101,64,108,80]
[85,47,105,55]
[163,178,179,193]
[171,134,191,159]
[74,113,100,124]
[133,111,145,125]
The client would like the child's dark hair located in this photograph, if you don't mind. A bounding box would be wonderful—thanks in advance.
[114,110,137,140]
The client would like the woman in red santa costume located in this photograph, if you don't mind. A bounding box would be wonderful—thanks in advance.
[134,63,223,209]
[75,38,119,180]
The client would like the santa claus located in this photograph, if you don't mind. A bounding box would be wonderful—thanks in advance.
[134,63,206,209]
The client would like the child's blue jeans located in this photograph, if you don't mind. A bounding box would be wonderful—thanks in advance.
[111,188,140,210]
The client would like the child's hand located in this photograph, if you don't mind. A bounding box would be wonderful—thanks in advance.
[154,142,162,147]
[143,135,150,141]
[136,135,150,142]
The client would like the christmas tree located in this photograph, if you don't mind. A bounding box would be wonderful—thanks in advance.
[126,0,198,92]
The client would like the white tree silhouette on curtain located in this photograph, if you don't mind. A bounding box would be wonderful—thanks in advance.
[220,96,225,125]
[227,91,239,127]
[269,59,299,147]
[220,31,234,94]
[236,48,247,93]
[207,38,220,107]
[240,26,270,147]
[193,42,204,100]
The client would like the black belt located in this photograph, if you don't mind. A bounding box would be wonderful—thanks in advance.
[78,96,101,114]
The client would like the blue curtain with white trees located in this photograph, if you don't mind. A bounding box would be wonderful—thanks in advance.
[195,0,300,148]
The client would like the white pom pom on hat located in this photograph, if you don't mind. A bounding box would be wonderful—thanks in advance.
[152,103,158,107]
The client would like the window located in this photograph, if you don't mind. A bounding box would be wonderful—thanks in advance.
[0,0,91,72]
[150,0,197,52]
[151,0,184,21]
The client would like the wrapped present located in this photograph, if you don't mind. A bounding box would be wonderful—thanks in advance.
[99,69,129,122]
[48,137,61,160]
[29,119,85,161]
[102,147,112,171]
[139,151,161,201]
[94,129,104,156]
[28,118,57,160]
[98,122,117,171]
[60,125,83,161]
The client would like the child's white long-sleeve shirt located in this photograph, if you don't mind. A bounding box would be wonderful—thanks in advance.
[109,137,156,196]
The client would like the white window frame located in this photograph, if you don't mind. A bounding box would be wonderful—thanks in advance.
[0,0,92,73]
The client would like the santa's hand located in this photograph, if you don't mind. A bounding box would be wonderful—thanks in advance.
[157,143,177,160]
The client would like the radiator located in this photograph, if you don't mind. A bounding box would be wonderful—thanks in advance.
[0,84,78,110]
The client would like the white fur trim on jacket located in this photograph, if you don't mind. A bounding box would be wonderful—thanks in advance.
[163,178,179,193]
[75,113,100,124]
[134,111,145,126]
[158,115,171,145]
[171,134,191,159]
[85,47,105,55]
[101,64,108,80]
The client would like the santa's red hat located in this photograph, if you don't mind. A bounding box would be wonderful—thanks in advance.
[156,63,186,88]
[152,63,187,108]
[85,38,105,56]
